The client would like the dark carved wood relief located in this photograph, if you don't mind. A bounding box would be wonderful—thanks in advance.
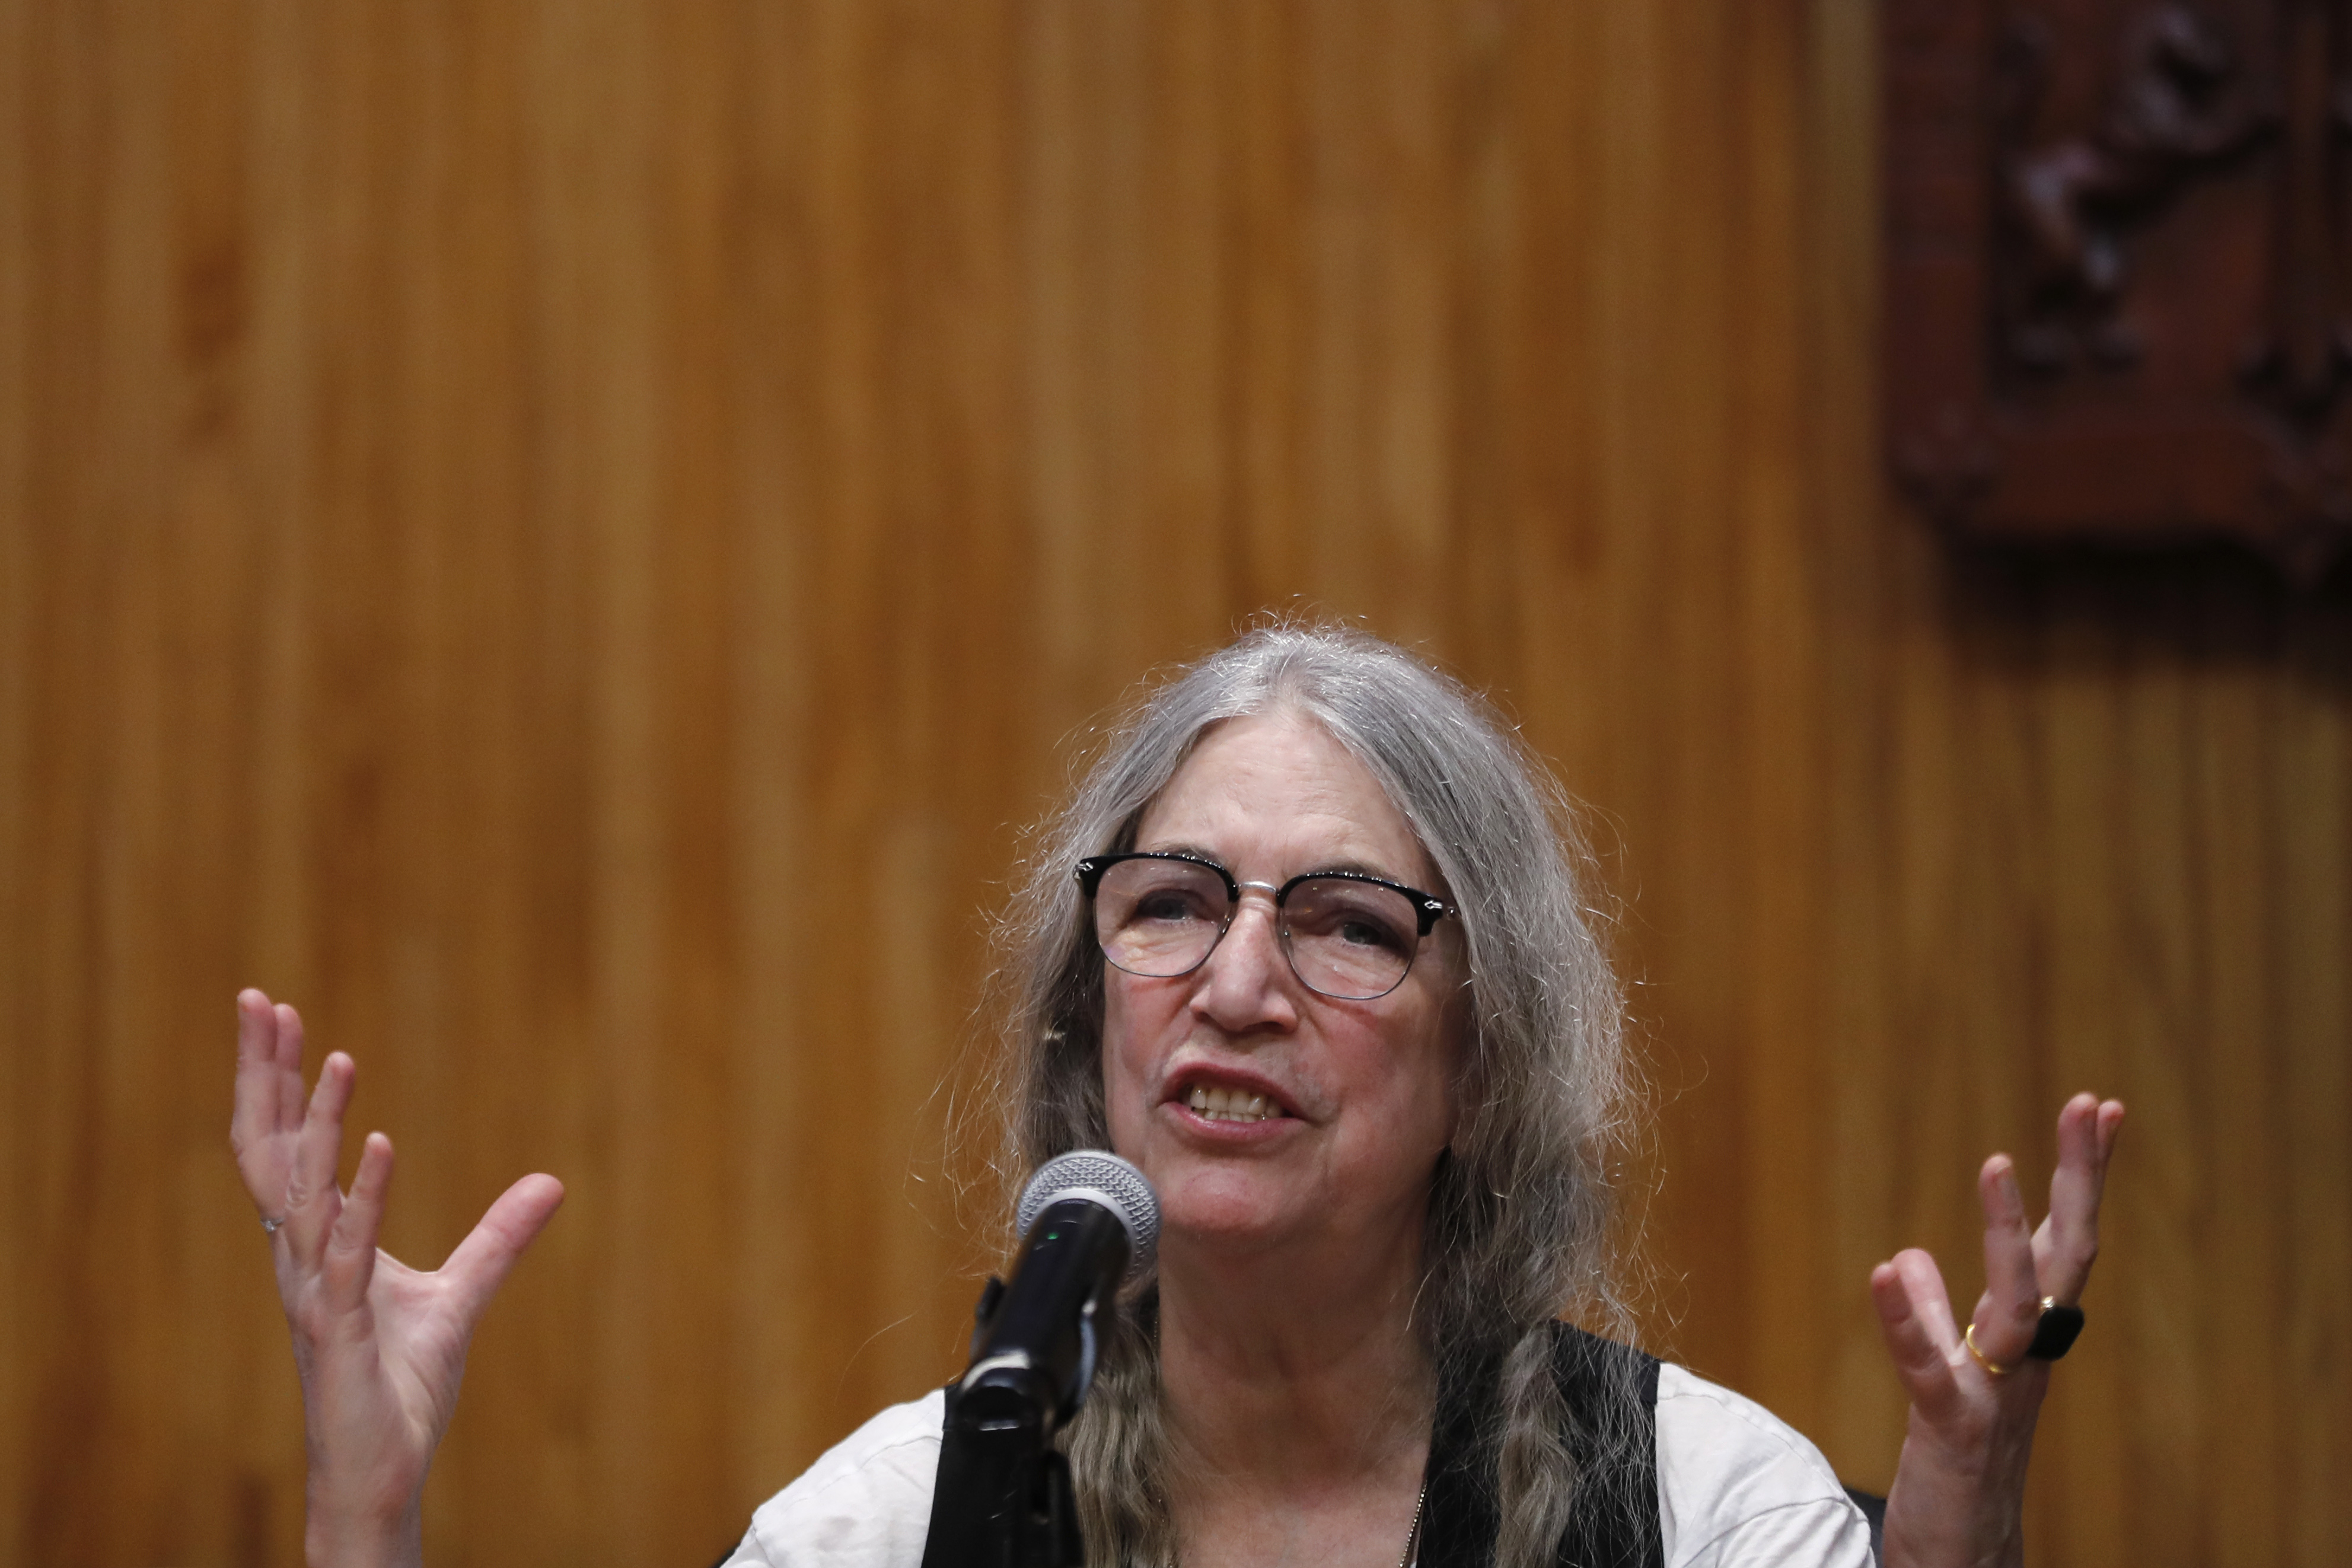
[1886,0,2352,582]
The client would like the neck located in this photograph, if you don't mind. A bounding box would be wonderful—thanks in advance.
[1153,1209,1438,1493]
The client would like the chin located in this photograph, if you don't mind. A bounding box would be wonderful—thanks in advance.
[1150,1161,1304,1255]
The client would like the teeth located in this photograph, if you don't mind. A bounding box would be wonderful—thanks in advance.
[1184,1083,1276,1123]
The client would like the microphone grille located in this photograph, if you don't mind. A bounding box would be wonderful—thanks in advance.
[1016,1149,1160,1280]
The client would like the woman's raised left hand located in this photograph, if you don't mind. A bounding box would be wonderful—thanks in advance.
[1870,1092,2125,1568]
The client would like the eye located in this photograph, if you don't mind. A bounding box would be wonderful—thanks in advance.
[1100,858,1229,929]
[1286,878,1414,955]
[1133,886,1215,923]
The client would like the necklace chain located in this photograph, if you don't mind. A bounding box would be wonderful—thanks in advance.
[1398,1478,1429,1568]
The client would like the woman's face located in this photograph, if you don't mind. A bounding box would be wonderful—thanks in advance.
[1101,710,1463,1268]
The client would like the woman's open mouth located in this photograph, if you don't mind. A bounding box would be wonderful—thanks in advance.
[1184,1082,1280,1124]
[1167,1066,1302,1129]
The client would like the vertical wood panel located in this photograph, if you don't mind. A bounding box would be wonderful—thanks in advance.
[2,2,2347,1564]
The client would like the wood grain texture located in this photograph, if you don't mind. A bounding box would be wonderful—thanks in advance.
[2,3,2346,1564]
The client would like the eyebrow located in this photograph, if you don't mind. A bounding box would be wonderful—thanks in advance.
[1139,843,1422,888]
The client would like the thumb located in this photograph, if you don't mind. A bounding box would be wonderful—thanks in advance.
[439,1174,566,1325]
[1873,1250,1962,1422]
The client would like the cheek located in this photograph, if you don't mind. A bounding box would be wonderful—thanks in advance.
[1428,1052,1463,1149]
[1392,993,1465,1148]
[1098,976,1154,1149]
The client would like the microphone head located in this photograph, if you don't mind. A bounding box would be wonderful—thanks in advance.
[1016,1149,1160,1282]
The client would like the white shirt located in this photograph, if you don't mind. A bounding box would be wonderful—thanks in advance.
[721,1364,1872,1567]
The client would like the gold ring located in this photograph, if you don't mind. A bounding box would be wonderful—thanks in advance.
[1964,1322,2015,1377]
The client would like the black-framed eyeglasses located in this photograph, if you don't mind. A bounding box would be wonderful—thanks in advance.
[1074,850,1454,1002]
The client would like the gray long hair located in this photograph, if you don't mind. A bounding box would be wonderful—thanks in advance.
[973,623,1643,1568]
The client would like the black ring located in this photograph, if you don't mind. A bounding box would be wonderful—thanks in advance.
[2026,1299,2085,1360]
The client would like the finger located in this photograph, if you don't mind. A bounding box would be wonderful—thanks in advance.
[1890,1244,1961,1351]
[231,990,289,1184]
[2035,1093,2115,1302]
[283,1052,358,1261]
[2095,1098,2125,1164]
[273,1002,308,1129]
[321,1132,394,1310]
[438,1174,566,1326]
[1974,1154,2042,1360]
[1872,1251,1962,1422]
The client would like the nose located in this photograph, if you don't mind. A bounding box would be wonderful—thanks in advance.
[1191,882,1298,1033]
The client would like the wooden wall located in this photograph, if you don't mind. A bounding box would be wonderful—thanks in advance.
[3,2,2346,1564]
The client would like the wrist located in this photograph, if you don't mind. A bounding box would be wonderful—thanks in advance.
[304,1493,423,1568]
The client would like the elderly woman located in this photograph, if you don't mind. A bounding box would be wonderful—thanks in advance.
[232,626,2122,1568]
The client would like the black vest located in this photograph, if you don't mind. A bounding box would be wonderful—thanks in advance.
[913,1321,1665,1568]
[1417,1324,1664,1568]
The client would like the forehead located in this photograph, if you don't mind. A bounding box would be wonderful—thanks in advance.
[1133,711,1438,887]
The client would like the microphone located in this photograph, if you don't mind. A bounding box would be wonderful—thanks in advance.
[956,1150,1159,1434]
[923,1153,1158,1568]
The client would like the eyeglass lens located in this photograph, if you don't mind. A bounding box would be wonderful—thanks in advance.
[1091,856,1426,1000]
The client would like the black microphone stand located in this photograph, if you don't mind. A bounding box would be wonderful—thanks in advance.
[919,1199,1133,1568]
[921,1340,1085,1568]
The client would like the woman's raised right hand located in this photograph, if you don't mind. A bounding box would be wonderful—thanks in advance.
[231,989,565,1568]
